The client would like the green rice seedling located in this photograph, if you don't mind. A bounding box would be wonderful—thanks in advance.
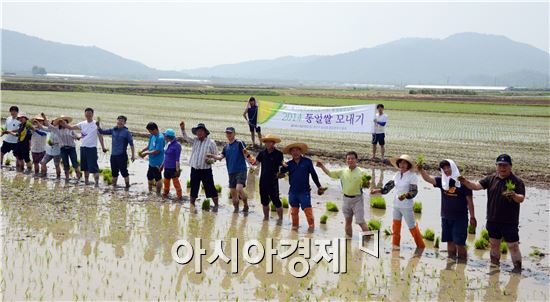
[5,157,11,166]
[202,198,211,211]
[186,179,191,188]
[383,228,392,236]
[320,214,328,224]
[270,203,276,211]
[415,154,425,166]
[361,174,372,188]
[474,238,489,249]
[215,184,222,193]
[468,224,476,234]
[326,201,338,212]
[529,248,543,257]
[368,219,381,231]
[481,229,489,241]
[423,228,435,241]
[413,201,422,213]
[500,241,508,254]
[281,197,289,208]
[505,179,516,192]
[370,196,386,209]
[47,138,53,146]
[434,236,440,248]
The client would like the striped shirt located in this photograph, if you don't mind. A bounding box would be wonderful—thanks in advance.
[181,129,218,170]
[47,124,77,148]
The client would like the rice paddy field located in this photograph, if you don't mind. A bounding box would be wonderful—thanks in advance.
[1,87,549,301]
[2,90,549,185]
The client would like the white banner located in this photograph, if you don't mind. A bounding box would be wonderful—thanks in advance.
[257,101,376,133]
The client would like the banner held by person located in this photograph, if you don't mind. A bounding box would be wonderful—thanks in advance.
[257,101,376,133]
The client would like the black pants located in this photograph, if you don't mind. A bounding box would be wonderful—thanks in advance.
[190,167,218,199]
[259,178,281,208]
[110,154,129,178]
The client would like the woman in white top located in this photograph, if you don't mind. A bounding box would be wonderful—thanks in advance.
[371,154,425,249]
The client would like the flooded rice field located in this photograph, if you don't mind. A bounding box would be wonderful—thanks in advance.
[1,141,549,301]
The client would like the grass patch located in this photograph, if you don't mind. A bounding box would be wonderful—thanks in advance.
[201,198,211,211]
[320,214,328,224]
[475,238,489,249]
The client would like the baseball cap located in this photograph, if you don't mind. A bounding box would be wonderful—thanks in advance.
[496,154,512,165]
[225,127,235,133]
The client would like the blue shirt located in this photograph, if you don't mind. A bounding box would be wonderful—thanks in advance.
[98,126,134,156]
[163,140,181,169]
[222,139,247,174]
[148,133,165,167]
[281,157,321,193]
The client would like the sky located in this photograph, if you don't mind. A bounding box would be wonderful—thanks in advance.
[1,1,548,70]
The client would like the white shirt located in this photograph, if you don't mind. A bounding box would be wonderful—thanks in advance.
[374,113,388,134]
[4,117,20,144]
[392,170,417,208]
[77,120,99,148]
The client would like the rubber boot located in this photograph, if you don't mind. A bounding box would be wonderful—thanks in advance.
[410,224,426,249]
[290,207,300,229]
[392,220,402,247]
[304,207,315,231]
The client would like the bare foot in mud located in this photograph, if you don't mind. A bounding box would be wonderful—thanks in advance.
[233,207,239,213]
[276,218,283,226]
[243,205,249,213]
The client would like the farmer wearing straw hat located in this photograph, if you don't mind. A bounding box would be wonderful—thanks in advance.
[280,142,326,232]
[30,115,49,175]
[252,134,284,223]
[1,106,20,166]
[40,113,81,181]
[317,151,373,238]
[418,159,476,260]
[180,121,220,211]
[208,126,251,213]
[64,108,107,187]
[371,154,425,249]
[6,112,33,172]
[98,115,135,189]
[458,154,525,273]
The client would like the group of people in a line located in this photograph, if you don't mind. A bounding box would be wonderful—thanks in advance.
[1,100,526,273]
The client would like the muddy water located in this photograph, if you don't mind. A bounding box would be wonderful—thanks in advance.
[1,141,549,301]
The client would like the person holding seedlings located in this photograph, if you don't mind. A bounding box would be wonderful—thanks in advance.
[371,104,388,161]
[316,151,373,238]
[140,122,164,195]
[29,115,48,175]
[243,96,262,147]
[280,142,326,232]
[458,154,525,273]
[40,120,62,179]
[253,134,284,223]
[1,106,21,166]
[97,115,135,189]
[418,159,476,260]
[179,121,220,211]
[160,128,182,200]
[41,114,81,181]
[371,154,425,249]
[64,108,107,186]
[7,113,33,173]
[208,127,251,213]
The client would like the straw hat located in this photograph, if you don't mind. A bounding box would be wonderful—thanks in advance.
[31,115,45,122]
[390,154,415,170]
[52,115,73,126]
[283,142,308,154]
[16,113,29,120]
[261,134,281,144]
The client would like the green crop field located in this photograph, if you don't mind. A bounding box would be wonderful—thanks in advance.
[2,90,549,182]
